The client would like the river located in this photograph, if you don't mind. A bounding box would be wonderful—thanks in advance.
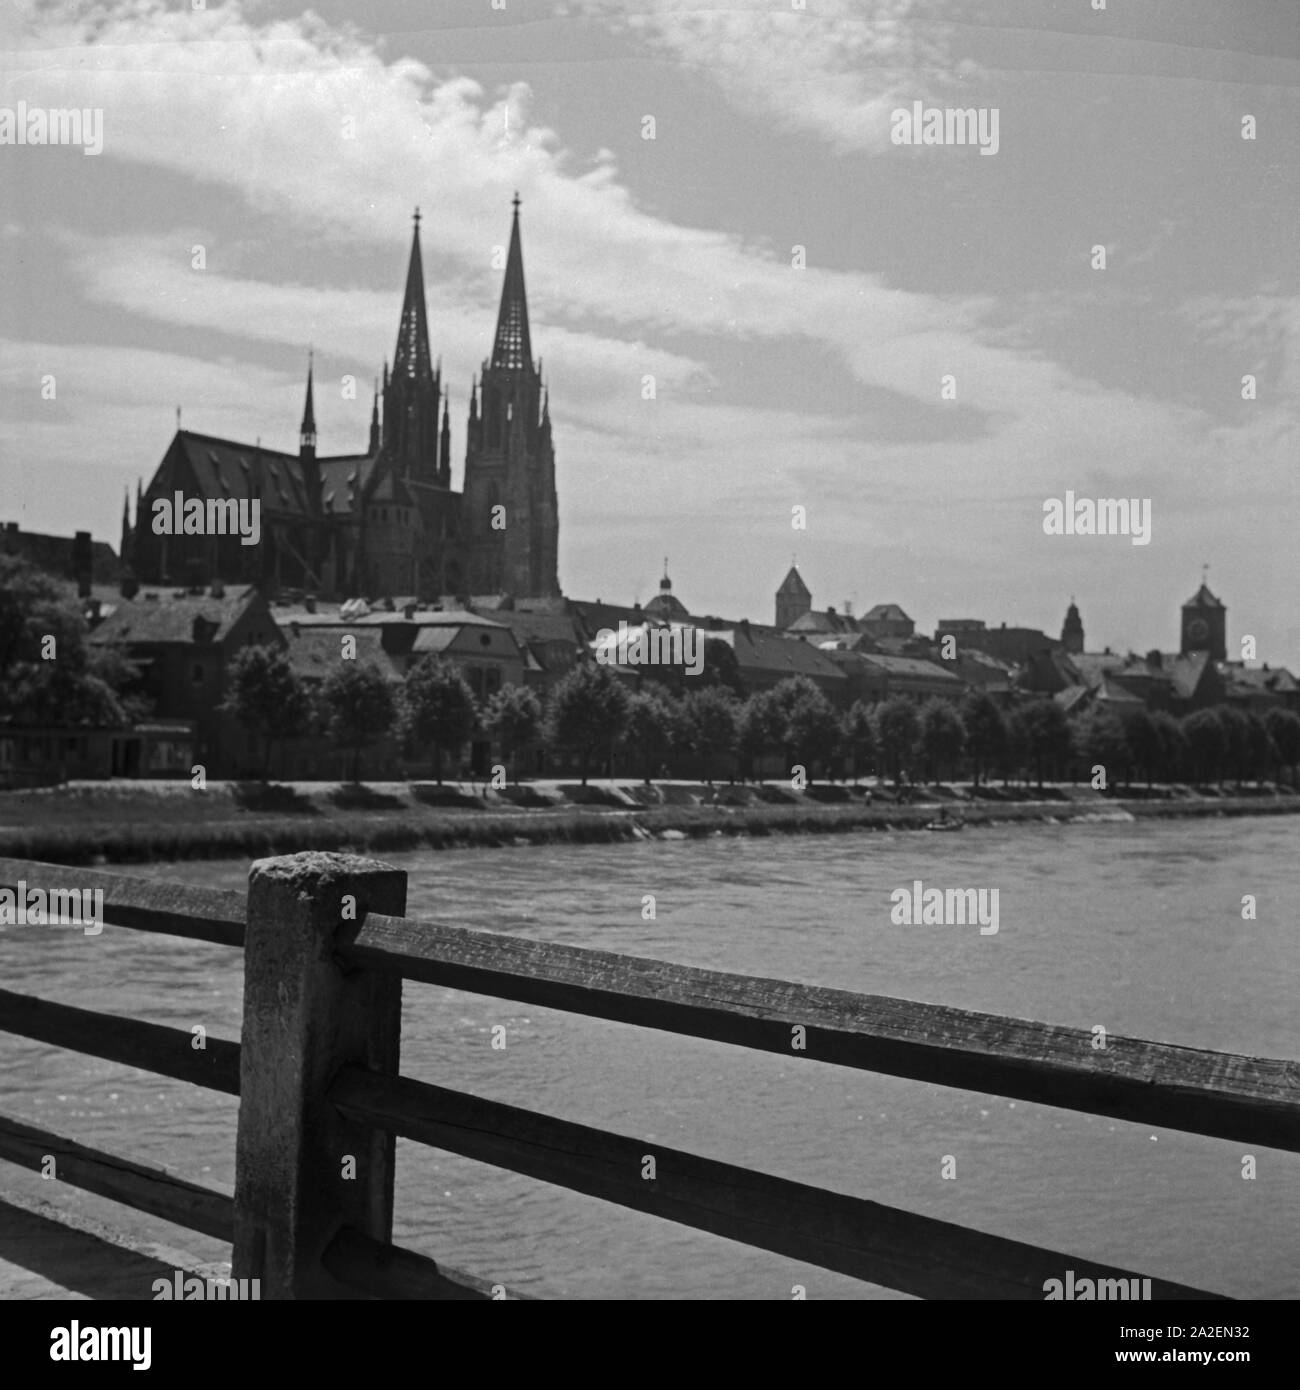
[3,816,1298,1298]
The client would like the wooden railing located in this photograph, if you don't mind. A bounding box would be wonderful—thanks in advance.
[2,851,1297,1299]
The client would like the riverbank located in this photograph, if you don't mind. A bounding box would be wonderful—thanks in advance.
[1,778,1296,866]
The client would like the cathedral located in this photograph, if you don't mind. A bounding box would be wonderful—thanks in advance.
[122,198,560,602]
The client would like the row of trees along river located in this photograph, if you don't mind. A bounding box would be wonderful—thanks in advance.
[224,642,1300,790]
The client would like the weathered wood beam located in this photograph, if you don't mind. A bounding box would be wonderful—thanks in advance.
[0,1112,233,1242]
[329,1069,1228,1301]
[0,857,245,947]
[348,914,1300,1152]
[0,987,240,1094]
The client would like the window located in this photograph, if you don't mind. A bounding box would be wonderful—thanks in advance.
[479,632,491,647]
[191,663,205,684]
[486,667,502,697]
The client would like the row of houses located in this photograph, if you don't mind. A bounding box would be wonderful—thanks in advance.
[3,520,1296,782]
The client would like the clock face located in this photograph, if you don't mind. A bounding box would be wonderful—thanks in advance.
[1188,618,1209,642]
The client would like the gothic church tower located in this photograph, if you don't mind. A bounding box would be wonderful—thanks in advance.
[462,196,559,598]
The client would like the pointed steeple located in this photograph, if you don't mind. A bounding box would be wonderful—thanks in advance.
[394,208,435,384]
[369,378,381,454]
[491,192,533,372]
[300,351,317,449]
[120,487,132,560]
[439,389,452,487]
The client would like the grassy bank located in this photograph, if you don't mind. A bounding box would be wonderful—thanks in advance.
[0,778,1296,866]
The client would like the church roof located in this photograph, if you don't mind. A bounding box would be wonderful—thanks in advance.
[168,431,375,519]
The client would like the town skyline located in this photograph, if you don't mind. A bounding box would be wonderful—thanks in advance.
[2,0,1296,661]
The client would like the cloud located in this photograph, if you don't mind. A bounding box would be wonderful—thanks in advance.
[572,0,975,153]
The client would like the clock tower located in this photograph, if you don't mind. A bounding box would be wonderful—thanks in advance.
[1180,576,1226,662]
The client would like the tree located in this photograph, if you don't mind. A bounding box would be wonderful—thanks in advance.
[784,684,842,782]
[1122,707,1161,789]
[483,683,543,785]
[768,677,825,774]
[737,689,784,781]
[698,637,746,698]
[999,709,1029,786]
[842,701,875,784]
[1263,708,1300,787]
[401,657,477,784]
[961,692,1006,788]
[1019,698,1071,789]
[622,689,680,784]
[319,661,396,783]
[1181,708,1226,786]
[546,662,631,784]
[681,685,739,784]
[872,697,919,788]
[0,554,129,728]
[1242,711,1274,787]
[222,643,310,779]
[916,698,965,784]
[1073,708,1129,789]
[1150,710,1188,784]
[1215,705,1251,787]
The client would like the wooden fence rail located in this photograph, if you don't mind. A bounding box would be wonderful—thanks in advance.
[2,850,1295,1298]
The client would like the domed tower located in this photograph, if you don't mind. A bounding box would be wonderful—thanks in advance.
[644,560,689,620]
[1061,598,1084,654]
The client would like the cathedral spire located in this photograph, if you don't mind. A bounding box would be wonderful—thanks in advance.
[490,192,533,372]
[369,377,381,454]
[394,210,435,384]
[300,351,317,447]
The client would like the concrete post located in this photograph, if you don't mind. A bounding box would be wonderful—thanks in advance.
[232,851,406,1298]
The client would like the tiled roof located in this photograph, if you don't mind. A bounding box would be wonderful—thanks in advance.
[281,626,403,681]
[1183,583,1224,610]
[776,566,810,596]
[1220,663,1298,694]
[90,586,261,646]
[863,603,911,623]
[789,609,859,635]
[710,628,847,682]
[1070,652,1128,689]
[1168,650,1212,699]
[851,653,963,682]
[0,525,119,584]
[171,431,375,519]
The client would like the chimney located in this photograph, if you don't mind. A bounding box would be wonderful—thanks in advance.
[304,595,316,614]
[210,579,225,598]
[72,529,93,598]
[402,602,416,620]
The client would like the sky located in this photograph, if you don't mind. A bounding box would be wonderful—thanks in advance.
[1,0,1297,661]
